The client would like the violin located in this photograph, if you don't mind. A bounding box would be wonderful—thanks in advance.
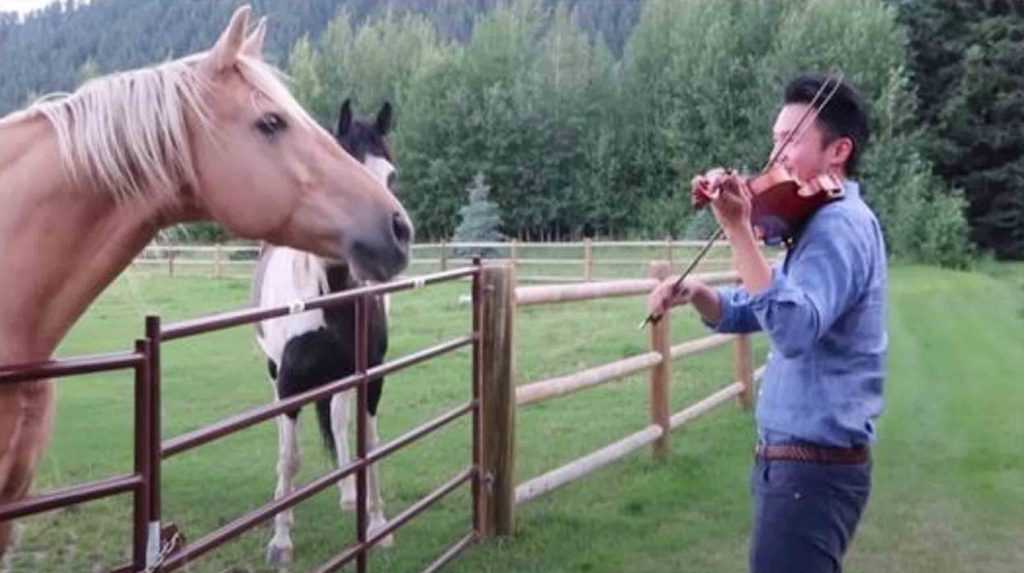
[692,164,844,244]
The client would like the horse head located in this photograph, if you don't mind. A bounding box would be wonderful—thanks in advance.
[189,7,412,281]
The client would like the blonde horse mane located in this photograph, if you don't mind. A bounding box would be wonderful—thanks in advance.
[19,53,318,202]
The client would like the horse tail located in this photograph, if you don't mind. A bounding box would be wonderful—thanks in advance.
[315,397,336,456]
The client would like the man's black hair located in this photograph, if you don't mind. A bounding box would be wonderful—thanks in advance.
[783,74,870,176]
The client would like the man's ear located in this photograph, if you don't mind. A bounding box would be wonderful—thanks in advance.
[830,136,854,169]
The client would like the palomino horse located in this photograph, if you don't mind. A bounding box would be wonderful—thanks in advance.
[253,100,398,564]
[0,5,412,556]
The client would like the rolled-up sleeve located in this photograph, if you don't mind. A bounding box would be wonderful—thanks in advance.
[747,212,868,358]
[706,285,763,334]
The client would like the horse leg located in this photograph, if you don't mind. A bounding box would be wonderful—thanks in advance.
[366,414,393,547]
[331,391,357,511]
[266,411,301,566]
[0,381,55,558]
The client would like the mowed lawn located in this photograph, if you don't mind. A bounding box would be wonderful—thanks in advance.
[5,263,1022,572]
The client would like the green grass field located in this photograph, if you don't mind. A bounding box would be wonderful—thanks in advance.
[5,263,1022,572]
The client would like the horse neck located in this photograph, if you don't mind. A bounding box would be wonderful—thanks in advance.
[0,117,189,364]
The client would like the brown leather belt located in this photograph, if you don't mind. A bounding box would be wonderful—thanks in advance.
[755,443,869,465]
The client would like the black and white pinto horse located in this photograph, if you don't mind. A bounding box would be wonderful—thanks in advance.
[252,100,398,565]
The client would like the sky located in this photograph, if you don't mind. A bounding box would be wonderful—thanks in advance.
[0,0,66,15]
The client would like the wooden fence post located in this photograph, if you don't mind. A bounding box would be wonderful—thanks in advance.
[734,334,754,410]
[478,263,516,537]
[168,250,175,277]
[440,241,448,271]
[647,261,672,460]
[665,236,674,266]
[509,240,519,272]
[214,244,223,279]
[583,238,594,282]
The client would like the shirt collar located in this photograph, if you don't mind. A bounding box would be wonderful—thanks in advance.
[843,179,861,200]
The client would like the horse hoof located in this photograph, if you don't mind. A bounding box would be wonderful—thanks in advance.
[266,544,293,565]
[376,532,395,548]
[370,525,394,548]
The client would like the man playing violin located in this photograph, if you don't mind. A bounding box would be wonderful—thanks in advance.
[649,74,886,572]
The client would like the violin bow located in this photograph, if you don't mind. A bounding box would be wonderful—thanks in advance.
[639,72,844,330]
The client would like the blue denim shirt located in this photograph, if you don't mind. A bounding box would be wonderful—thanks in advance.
[710,181,887,447]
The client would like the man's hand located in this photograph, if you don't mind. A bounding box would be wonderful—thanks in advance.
[692,168,754,235]
[648,276,700,319]
[691,167,728,208]
[708,172,753,234]
[647,276,723,325]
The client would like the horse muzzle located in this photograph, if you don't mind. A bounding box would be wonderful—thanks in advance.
[349,211,412,282]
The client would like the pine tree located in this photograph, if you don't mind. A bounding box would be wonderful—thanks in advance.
[896,0,1024,259]
[452,172,504,257]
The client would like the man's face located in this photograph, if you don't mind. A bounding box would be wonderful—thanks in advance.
[771,103,848,181]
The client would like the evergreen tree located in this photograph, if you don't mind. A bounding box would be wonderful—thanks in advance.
[452,172,504,257]
[896,0,1024,259]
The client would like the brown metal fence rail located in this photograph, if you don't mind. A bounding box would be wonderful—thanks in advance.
[0,262,502,573]
[0,347,155,572]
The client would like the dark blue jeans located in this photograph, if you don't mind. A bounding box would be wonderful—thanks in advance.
[749,457,872,573]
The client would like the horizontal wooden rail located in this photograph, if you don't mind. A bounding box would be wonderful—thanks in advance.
[694,271,744,285]
[516,276,587,283]
[670,382,745,430]
[587,240,729,248]
[598,257,732,266]
[516,351,663,407]
[670,333,737,359]
[516,279,658,306]
[515,424,663,505]
[516,271,740,307]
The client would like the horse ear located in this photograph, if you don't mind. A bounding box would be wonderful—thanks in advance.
[376,102,393,135]
[241,16,267,59]
[337,99,353,137]
[205,5,251,73]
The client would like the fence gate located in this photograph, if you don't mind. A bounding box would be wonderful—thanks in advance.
[0,262,515,572]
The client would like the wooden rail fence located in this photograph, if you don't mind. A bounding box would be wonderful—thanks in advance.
[131,240,739,282]
[494,261,765,507]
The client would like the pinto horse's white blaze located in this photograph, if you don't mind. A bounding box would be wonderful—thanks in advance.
[364,155,397,195]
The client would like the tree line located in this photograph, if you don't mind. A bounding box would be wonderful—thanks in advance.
[2,0,1019,265]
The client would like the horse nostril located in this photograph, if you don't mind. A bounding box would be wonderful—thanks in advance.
[392,212,411,245]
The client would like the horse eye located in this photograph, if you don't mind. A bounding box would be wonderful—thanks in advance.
[255,113,287,138]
